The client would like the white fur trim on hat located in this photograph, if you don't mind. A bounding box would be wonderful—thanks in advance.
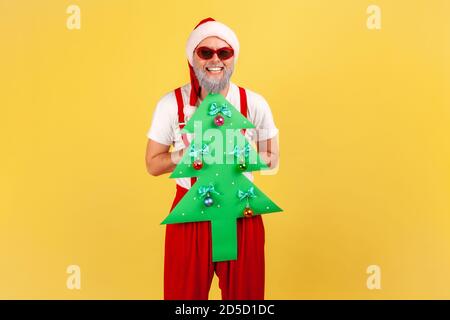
[186,20,240,66]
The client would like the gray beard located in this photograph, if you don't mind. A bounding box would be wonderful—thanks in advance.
[193,63,234,94]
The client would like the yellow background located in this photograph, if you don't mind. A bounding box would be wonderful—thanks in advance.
[1,0,449,299]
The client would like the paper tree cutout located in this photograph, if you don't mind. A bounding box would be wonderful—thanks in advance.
[161,93,282,262]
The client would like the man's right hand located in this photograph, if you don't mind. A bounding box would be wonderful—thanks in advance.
[145,139,186,176]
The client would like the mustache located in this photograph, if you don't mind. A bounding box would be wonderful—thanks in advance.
[204,63,226,68]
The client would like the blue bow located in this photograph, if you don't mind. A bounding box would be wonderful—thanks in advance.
[198,184,220,198]
[189,144,209,158]
[229,144,251,158]
[238,187,257,201]
[208,102,232,118]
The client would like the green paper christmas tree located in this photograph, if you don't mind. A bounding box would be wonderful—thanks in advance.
[161,93,282,262]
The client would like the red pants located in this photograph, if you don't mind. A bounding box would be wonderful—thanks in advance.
[164,184,265,300]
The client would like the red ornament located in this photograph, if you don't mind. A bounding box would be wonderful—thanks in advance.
[243,207,254,218]
[193,159,203,170]
[214,114,225,126]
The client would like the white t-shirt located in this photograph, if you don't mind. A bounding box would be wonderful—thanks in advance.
[147,81,279,189]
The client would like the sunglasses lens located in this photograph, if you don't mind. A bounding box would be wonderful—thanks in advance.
[197,47,214,60]
[217,48,234,60]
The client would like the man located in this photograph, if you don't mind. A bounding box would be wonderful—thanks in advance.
[145,17,279,300]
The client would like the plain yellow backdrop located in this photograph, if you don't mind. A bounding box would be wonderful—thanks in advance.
[1,0,449,299]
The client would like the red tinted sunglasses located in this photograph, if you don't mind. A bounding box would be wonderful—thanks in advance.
[195,46,234,61]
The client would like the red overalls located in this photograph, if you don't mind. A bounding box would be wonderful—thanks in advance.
[164,87,265,300]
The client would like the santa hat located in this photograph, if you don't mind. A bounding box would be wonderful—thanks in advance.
[186,17,240,106]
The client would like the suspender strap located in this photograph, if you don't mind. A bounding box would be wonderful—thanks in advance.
[238,86,248,135]
[174,87,197,187]
[175,87,185,129]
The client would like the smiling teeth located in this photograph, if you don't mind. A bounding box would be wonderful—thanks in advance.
[207,67,223,71]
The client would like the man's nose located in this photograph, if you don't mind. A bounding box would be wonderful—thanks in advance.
[211,53,221,63]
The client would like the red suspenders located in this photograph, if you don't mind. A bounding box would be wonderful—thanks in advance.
[174,86,248,188]
[239,86,248,135]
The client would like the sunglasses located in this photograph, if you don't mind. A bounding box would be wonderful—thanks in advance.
[195,46,234,61]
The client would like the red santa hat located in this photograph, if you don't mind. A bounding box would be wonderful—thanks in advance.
[186,17,240,106]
